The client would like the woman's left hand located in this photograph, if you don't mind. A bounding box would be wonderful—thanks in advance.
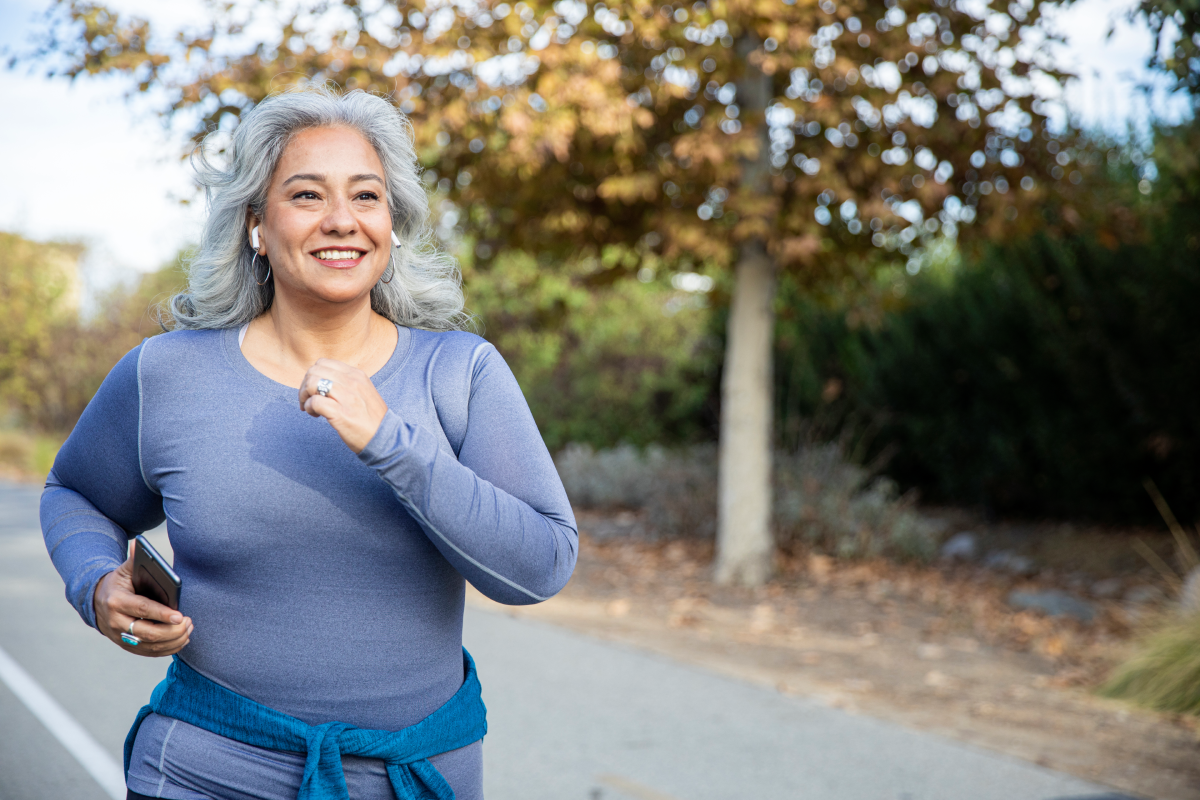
[299,358,389,453]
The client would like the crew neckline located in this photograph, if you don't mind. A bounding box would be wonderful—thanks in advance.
[222,323,413,396]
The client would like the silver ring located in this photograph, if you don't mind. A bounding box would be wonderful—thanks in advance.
[317,378,333,397]
[128,620,137,636]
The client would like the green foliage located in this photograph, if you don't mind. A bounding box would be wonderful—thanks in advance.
[1101,611,1200,715]
[773,124,1200,521]
[463,246,718,450]
[0,232,82,422]
[0,232,184,433]
[1126,0,1200,101]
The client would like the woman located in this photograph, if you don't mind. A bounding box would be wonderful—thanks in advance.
[40,87,578,800]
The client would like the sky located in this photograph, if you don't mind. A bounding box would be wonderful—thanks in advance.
[0,0,1189,295]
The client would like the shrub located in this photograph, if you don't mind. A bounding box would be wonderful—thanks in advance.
[0,233,184,434]
[773,123,1200,522]
[555,442,939,561]
[554,443,718,539]
[773,444,941,562]
[463,247,719,451]
[1101,611,1200,715]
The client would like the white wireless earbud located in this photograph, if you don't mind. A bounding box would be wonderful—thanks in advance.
[391,230,401,248]
[250,226,260,250]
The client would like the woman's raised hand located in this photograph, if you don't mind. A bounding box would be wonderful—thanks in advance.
[94,552,192,657]
[299,358,390,453]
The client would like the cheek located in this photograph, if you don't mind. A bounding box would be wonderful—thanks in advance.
[266,210,314,250]
[368,211,394,241]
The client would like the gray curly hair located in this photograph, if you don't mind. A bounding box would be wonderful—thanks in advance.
[169,85,467,331]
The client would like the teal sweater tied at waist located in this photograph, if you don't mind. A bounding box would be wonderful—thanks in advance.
[123,649,488,800]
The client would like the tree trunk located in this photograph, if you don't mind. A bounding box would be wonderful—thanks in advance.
[715,242,776,586]
[714,39,776,587]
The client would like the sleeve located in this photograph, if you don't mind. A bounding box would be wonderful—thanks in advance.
[357,344,578,605]
[40,343,166,629]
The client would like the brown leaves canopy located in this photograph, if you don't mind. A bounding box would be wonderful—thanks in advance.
[27,0,1069,276]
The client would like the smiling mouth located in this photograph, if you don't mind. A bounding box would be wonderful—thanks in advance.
[312,248,366,262]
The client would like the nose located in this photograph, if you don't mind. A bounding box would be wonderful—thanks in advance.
[320,194,357,237]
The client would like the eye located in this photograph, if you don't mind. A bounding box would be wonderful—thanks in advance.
[355,191,380,201]
[292,190,319,200]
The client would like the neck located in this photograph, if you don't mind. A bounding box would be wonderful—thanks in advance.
[242,293,397,386]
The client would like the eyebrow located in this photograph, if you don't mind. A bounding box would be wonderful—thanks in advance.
[281,173,385,186]
[282,173,324,186]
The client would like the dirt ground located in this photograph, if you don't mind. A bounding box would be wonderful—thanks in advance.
[468,510,1200,800]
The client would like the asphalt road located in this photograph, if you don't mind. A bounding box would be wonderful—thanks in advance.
[0,480,1139,800]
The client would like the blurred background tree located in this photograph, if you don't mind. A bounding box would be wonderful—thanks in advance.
[1127,0,1200,100]
[773,120,1200,521]
[26,0,1070,585]
[0,235,184,433]
[0,233,83,426]
[462,245,720,449]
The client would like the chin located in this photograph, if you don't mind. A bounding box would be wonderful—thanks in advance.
[281,272,375,301]
[317,285,377,305]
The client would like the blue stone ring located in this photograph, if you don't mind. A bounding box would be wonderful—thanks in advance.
[121,633,141,646]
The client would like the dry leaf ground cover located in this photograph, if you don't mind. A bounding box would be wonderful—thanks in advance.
[468,511,1200,800]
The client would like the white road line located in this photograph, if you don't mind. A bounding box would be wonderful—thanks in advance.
[0,644,125,799]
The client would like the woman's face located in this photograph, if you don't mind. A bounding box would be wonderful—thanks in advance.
[251,125,392,310]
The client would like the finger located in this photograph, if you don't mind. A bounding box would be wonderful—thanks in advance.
[302,394,339,420]
[115,591,185,625]
[299,359,371,406]
[123,629,191,657]
[141,624,192,652]
[123,616,191,644]
[299,373,342,409]
[124,616,192,644]
[95,568,174,638]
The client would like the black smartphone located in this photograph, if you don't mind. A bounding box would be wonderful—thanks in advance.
[132,534,181,611]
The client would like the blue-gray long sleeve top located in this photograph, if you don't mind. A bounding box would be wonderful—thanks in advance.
[40,325,577,799]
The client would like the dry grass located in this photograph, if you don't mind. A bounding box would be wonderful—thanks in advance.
[1097,482,1200,716]
[1101,611,1200,715]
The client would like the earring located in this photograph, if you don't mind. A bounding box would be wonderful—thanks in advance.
[252,252,272,286]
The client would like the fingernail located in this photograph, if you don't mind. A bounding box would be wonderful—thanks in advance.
[170,614,183,623]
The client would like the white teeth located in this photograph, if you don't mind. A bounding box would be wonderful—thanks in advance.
[316,250,362,260]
